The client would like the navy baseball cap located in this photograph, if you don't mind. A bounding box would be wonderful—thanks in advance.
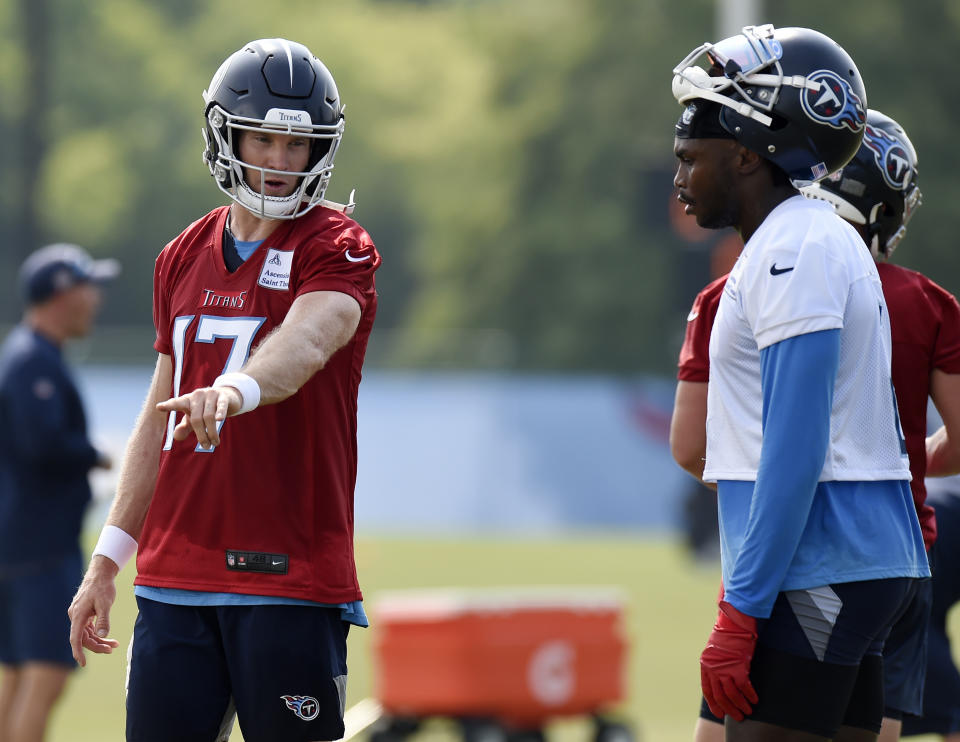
[19,243,121,305]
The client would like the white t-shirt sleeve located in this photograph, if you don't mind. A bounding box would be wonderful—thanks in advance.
[743,239,849,350]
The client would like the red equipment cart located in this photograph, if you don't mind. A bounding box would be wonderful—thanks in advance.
[368,587,633,742]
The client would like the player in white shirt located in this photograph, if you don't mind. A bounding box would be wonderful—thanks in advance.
[671,24,929,741]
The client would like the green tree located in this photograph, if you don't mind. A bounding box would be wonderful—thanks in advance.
[1,0,956,373]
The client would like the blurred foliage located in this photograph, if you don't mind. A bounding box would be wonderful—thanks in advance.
[0,0,957,372]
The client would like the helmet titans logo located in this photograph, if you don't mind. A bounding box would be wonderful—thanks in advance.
[281,695,320,721]
[863,124,911,191]
[800,70,866,132]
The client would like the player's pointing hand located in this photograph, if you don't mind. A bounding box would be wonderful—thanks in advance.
[156,385,242,449]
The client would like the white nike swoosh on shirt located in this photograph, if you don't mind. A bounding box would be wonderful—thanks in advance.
[345,250,371,263]
[687,310,699,322]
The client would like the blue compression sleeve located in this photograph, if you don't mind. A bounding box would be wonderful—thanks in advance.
[723,329,840,618]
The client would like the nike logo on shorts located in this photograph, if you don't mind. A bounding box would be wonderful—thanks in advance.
[770,264,795,276]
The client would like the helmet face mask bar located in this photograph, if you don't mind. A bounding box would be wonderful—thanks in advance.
[671,25,867,188]
[672,24,796,127]
[203,103,345,220]
[201,38,352,221]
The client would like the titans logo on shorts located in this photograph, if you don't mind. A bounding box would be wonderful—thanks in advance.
[282,695,320,721]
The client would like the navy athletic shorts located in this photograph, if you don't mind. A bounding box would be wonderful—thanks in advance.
[882,561,932,719]
[699,578,914,737]
[126,597,349,742]
[903,494,960,737]
[0,552,81,667]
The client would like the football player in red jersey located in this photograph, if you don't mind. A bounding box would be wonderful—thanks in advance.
[804,109,960,742]
[67,39,380,742]
[670,273,725,487]
[672,108,960,742]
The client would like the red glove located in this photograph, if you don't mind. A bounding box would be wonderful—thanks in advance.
[700,600,759,721]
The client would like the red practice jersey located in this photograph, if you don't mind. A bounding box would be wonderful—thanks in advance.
[677,274,727,383]
[676,264,960,550]
[134,205,380,603]
[878,261,960,549]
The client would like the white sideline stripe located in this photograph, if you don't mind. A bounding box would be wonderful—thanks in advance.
[336,697,383,742]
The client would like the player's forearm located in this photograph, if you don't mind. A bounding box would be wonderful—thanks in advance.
[927,426,960,477]
[241,325,328,404]
[928,371,960,477]
[105,413,165,539]
[104,356,171,538]
[725,332,837,617]
[670,381,709,481]
[671,438,710,483]
[240,291,360,405]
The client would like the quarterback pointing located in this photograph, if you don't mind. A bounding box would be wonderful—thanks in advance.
[672,25,929,740]
[68,39,380,742]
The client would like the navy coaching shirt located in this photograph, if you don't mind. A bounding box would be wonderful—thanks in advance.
[0,325,99,566]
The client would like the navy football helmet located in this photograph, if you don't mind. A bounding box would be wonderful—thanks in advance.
[202,38,351,220]
[802,110,921,259]
[672,24,867,186]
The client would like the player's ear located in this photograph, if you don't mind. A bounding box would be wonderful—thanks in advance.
[735,145,764,176]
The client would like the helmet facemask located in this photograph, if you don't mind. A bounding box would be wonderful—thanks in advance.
[203,103,345,220]
[870,182,921,260]
[672,25,814,129]
[672,25,867,188]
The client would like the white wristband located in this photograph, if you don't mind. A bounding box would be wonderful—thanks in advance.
[212,372,261,415]
[92,525,138,571]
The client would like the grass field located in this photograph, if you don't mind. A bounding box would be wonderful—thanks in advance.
[46,535,951,742]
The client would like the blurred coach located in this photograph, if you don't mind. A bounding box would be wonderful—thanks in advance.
[0,244,117,742]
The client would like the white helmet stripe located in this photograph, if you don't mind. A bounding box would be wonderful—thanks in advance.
[280,38,295,87]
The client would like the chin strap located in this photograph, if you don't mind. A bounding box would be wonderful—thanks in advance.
[319,188,357,216]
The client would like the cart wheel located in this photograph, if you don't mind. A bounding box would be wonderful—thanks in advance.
[593,719,634,742]
[369,715,421,742]
[506,728,546,742]
[460,718,509,742]
[369,726,404,742]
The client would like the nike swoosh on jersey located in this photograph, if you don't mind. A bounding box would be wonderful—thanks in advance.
[770,264,795,276]
[687,310,699,322]
[345,250,371,263]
